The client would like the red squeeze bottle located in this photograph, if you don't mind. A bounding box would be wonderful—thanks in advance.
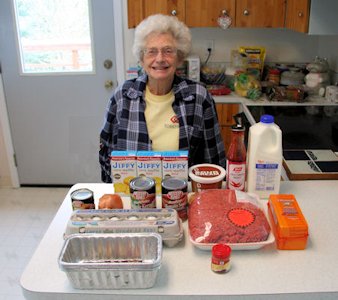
[226,124,246,191]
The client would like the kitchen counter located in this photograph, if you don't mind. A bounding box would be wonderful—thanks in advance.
[214,93,338,106]
[21,181,338,300]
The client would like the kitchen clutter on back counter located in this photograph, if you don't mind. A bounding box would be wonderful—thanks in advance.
[196,43,334,103]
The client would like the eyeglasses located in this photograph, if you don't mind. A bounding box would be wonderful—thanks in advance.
[143,47,177,58]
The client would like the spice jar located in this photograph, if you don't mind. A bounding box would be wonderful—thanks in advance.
[211,244,232,273]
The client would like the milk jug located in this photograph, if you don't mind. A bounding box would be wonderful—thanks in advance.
[246,114,282,199]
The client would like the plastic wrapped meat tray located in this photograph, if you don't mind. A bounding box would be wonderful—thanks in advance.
[188,189,275,250]
[58,233,162,289]
[64,208,183,247]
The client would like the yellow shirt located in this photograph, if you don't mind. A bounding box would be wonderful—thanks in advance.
[144,86,179,151]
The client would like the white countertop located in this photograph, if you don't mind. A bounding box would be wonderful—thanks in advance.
[214,93,337,106]
[21,181,338,299]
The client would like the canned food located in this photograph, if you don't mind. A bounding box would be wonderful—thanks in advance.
[161,177,188,220]
[129,176,156,209]
[71,188,95,210]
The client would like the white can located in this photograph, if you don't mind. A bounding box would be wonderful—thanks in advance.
[246,115,283,199]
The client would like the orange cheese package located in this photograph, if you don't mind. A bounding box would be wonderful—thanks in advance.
[267,194,309,250]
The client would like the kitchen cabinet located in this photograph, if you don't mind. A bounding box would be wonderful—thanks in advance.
[185,0,235,27]
[235,0,285,28]
[127,0,185,28]
[216,103,239,151]
[129,0,280,29]
[285,0,310,33]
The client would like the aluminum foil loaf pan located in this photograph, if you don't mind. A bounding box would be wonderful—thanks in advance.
[58,233,162,289]
[64,208,183,247]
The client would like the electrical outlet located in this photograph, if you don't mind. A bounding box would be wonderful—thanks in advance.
[206,39,214,52]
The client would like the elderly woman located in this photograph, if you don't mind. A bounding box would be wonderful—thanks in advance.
[99,14,225,183]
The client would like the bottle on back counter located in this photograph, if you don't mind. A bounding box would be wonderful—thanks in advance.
[226,124,246,191]
[246,114,282,199]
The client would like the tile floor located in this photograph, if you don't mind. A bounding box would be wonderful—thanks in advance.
[0,187,69,300]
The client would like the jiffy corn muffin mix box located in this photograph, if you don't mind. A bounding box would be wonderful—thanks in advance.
[110,151,137,194]
[136,151,162,194]
[161,151,189,180]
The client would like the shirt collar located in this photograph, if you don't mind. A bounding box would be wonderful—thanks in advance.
[125,74,195,102]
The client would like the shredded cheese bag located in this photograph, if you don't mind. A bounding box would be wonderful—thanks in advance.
[239,46,266,79]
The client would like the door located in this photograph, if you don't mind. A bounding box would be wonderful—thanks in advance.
[127,0,185,28]
[0,0,119,185]
[285,0,310,33]
[185,0,236,27]
[235,0,285,28]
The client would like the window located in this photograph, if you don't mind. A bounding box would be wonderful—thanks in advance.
[13,0,94,74]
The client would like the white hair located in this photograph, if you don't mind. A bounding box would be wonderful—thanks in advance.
[132,14,192,62]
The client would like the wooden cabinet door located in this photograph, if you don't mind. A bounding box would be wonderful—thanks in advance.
[185,0,235,27]
[128,0,144,28]
[127,0,186,28]
[216,103,240,152]
[235,0,286,28]
[285,0,310,33]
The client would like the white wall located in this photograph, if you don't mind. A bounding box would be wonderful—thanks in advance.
[124,26,322,70]
[0,75,13,187]
[318,36,338,83]
[0,119,12,187]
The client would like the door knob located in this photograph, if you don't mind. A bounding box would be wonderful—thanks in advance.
[105,80,114,89]
[103,59,113,69]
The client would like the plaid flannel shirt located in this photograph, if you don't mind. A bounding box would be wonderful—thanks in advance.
[99,74,226,183]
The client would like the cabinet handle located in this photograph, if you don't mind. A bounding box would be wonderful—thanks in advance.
[298,11,303,17]
[171,9,177,16]
[243,9,249,16]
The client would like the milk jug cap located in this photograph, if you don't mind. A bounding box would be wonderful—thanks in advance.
[260,114,274,124]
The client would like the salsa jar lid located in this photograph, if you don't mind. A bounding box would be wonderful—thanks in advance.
[129,176,155,191]
[212,244,232,259]
[189,163,226,184]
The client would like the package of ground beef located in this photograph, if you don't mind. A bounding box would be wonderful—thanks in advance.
[188,189,271,249]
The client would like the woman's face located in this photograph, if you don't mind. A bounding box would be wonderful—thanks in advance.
[141,32,181,83]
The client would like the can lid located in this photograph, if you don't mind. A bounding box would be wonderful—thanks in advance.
[212,244,232,259]
[162,177,187,190]
[71,188,93,201]
[130,176,155,191]
[260,114,274,124]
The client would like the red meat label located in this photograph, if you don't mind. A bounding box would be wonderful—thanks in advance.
[227,208,255,228]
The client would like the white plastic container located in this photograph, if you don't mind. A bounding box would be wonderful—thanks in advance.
[246,115,282,199]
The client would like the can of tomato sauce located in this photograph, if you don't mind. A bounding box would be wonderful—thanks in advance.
[71,188,95,210]
[161,177,188,220]
[129,176,156,209]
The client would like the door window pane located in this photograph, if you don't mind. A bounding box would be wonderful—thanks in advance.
[13,0,94,74]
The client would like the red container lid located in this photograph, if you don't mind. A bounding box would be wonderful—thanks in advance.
[269,68,280,75]
[212,244,232,259]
